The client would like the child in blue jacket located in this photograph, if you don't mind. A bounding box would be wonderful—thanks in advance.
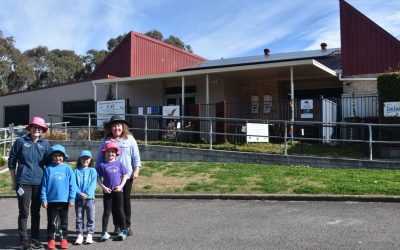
[41,144,76,249]
[74,150,97,245]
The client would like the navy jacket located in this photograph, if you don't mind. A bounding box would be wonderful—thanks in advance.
[8,134,52,185]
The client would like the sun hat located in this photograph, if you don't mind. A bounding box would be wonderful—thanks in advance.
[102,141,120,156]
[26,116,48,133]
[79,150,92,158]
[104,115,129,129]
[51,144,69,160]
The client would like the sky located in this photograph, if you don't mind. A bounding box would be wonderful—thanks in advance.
[0,0,399,60]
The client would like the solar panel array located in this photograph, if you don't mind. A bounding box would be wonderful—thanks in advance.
[181,48,339,71]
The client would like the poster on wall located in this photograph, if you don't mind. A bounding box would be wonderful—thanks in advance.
[246,123,269,142]
[97,100,126,127]
[300,99,313,118]
[162,105,180,118]
[384,102,400,117]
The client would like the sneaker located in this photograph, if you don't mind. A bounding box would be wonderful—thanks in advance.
[117,230,128,241]
[101,232,110,242]
[127,227,133,236]
[31,239,43,249]
[60,239,69,249]
[47,239,56,250]
[113,226,121,235]
[85,234,93,244]
[20,240,31,250]
[75,234,84,245]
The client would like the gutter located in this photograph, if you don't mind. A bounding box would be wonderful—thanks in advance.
[338,72,377,81]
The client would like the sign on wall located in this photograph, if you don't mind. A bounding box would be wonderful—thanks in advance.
[97,100,126,127]
[162,105,180,118]
[300,99,313,118]
[384,102,400,117]
[246,123,269,142]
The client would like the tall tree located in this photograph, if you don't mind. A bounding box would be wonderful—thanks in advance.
[144,29,163,41]
[24,46,51,88]
[107,33,127,52]
[47,49,83,84]
[0,32,15,94]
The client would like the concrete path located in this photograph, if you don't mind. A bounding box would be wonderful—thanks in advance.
[1,198,400,250]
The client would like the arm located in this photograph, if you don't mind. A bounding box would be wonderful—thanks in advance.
[41,170,48,208]
[85,169,98,199]
[8,139,19,190]
[130,136,141,178]
[97,176,111,194]
[68,166,77,207]
[9,170,16,190]
[115,175,128,192]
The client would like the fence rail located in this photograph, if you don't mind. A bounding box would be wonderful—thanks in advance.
[1,113,399,162]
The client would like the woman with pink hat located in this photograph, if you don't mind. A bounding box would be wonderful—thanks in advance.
[8,116,52,250]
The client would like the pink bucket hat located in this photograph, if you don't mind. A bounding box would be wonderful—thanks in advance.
[26,116,48,133]
[102,141,120,156]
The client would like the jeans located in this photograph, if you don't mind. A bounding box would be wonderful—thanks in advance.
[47,202,69,240]
[16,184,41,242]
[75,199,96,234]
[103,191,126,233]
[113,178,133,228]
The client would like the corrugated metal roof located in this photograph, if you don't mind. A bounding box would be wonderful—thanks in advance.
[180,48,339,71]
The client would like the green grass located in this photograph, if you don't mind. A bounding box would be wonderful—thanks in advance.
[2,161,399,196]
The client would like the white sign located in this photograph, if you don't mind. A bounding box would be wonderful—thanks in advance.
[300,99,313,118]
[384,102,400,117]
[97,100,126,127]
[162,105,180,117]
[246,123,269,143]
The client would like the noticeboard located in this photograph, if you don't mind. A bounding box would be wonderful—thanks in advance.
[96,100,126,127]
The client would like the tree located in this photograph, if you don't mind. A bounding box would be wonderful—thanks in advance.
[7,50,35,92]
[143,29,193,53]
[24,46,51,88]
[144,29,163,41]
[107,33,127,52]
[82,49,109,76]
[47,49,83,85]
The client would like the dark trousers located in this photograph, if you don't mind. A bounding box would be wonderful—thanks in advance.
[103,191,126,233]
[47,202,69,240]
[16,184,41,242]
[113,178,133,228]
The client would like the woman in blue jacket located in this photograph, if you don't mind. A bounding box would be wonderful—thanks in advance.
[8,116,52,250]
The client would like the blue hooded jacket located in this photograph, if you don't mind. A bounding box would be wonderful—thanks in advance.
[8,134,52,185]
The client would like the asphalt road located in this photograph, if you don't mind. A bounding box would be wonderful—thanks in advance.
[0,198,400,250]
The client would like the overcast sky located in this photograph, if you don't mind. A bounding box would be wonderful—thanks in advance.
[0,0,399,60]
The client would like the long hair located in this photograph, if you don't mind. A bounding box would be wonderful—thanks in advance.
[76,157,94,168]
[103,123,132,139]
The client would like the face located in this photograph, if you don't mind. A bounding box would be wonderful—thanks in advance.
[111,123,123,138]
[52,152,64,164]
[30,125,43,139]
[106,149,118,161]
[80,156,91,167]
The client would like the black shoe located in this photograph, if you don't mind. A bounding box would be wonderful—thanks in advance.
[20,240,32,250]
[114,226,121,235]
[31,239,43,249]
[127,227,133,236]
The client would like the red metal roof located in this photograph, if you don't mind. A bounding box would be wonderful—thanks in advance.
[92,32,206,80]
[340,0,400,76]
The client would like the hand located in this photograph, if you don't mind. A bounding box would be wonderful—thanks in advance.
[114,185,123,192]
[133,169,139,179]
[103,187,112,194]
[42,203,48,208]
[79,193,88,199]
[69,202,74,207]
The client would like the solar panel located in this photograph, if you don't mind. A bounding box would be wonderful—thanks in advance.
[181,48,339,71]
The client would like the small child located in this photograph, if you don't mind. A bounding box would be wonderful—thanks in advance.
[74,150,97,245]
[97,141,129,241]
[41,144,76,250]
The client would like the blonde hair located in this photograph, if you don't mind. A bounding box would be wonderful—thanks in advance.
[103,122,132,139]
